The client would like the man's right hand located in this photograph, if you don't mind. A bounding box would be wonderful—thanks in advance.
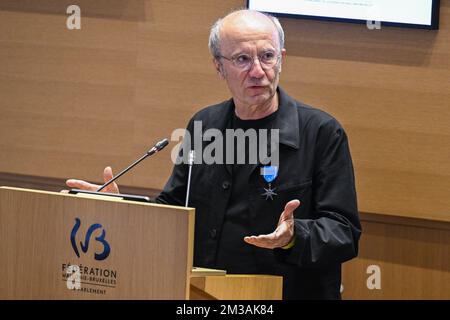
[64,166,120,193]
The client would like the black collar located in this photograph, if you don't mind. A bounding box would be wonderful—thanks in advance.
[272,87,300,150]
[203,87,300,150]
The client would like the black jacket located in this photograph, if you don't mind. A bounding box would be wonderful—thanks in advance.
[156,87,361,299]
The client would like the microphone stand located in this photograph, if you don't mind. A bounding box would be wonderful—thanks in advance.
[185,150,195,207]
[69,138,169,202]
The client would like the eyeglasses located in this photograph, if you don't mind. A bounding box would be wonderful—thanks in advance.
[218,51,281,71]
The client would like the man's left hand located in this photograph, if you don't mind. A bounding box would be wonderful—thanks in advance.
[244,199,300,249]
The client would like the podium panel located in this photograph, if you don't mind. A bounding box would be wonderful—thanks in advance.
[0,187,194,299]
[0,186,282,300]
[190,275,283,300]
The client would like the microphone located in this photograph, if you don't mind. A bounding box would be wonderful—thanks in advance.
[185,150,195,207]
[96,138,169,192]
[70,138,169,202]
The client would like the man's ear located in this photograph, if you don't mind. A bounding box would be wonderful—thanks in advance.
[213,58,225,79]
[278,48,287,74]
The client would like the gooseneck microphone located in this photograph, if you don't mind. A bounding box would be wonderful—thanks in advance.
[96,138,169,192]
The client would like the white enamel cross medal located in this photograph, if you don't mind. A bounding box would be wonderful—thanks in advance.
[260,166,278,200]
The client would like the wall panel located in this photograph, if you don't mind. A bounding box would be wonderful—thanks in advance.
[0,0,449,299]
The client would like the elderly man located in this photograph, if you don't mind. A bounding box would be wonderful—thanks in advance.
[67,9,361,299]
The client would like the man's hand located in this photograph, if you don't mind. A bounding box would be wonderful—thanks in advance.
[244,199,300,249]
[63,166,120,193]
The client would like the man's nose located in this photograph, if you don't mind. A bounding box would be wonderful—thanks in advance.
[248,57,265,78]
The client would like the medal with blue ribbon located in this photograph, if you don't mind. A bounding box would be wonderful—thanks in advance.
[260,166,278,200]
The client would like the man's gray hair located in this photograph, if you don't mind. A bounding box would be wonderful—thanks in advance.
[208,10,285,59]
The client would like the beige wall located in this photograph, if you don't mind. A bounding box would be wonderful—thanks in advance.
[0,0,449,299]
[1,0,449,219]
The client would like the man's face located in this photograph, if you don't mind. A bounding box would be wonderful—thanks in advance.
[215,16,285,109]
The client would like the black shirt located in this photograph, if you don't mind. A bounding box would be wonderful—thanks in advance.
[215,109,279,273]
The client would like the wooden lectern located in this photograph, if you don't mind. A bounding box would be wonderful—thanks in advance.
[0,187,282,300]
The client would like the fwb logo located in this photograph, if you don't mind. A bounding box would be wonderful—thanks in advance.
[70,218,110,261]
